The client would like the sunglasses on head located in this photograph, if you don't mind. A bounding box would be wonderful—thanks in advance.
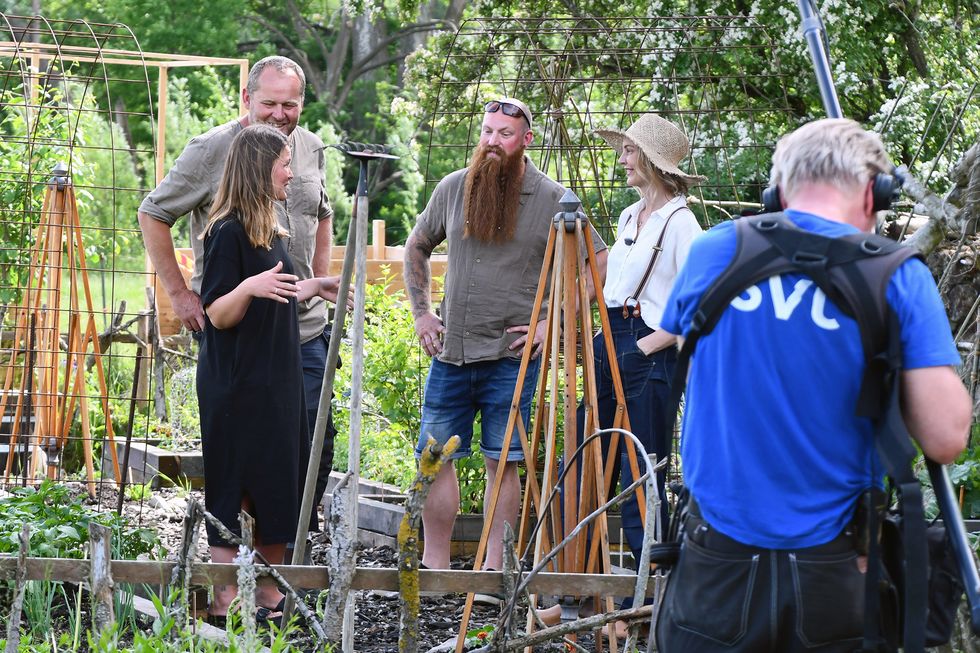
[484,101,530,127]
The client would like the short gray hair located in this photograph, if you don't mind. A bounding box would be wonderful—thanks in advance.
[770,118,891,200]
[246,56,306,96]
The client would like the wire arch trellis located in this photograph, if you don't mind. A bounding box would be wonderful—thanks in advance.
[0,13,246,512]
[419,15,801,244]
[414,13,980,488]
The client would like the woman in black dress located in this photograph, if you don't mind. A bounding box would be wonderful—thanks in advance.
[197,124,340,624]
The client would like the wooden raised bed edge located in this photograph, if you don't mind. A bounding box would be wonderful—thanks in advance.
[101,441,204,489]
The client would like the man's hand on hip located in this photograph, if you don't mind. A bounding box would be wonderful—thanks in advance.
[506,319,548,359]
[414,312,445,357]
[173,287,205,333]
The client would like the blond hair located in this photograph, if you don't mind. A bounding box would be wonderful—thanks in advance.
[770,118,891,200]
[204,124,289,249]
[632,146,692,197]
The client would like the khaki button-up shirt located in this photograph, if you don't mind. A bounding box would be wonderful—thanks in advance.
[139,120,333,343]
[415,158,605,365]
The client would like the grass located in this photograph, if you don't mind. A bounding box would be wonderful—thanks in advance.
[56,264,150,334]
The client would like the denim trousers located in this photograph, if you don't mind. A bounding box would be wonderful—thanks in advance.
[656,501,865,652]
[577,311,675,567]
[300,325,338,513]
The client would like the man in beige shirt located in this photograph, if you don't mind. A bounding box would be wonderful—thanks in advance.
[404,98,608,572]
[138,56,340,521]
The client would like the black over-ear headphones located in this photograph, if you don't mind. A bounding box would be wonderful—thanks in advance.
[761,168,904,214]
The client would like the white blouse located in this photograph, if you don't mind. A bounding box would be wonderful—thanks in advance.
[602,195,703,330]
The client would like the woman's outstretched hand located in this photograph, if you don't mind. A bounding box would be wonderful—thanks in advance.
[247,261,299,303]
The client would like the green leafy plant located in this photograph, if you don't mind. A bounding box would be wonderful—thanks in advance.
[464,623,495,648]
[124,481,154,503]
[333,275,426,489]
[157,471,195,498]
[941,443,980,519]
[0,480,159,560]
[21,580,60,641]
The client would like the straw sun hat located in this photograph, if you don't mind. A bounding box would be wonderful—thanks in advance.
[595,114,706,186]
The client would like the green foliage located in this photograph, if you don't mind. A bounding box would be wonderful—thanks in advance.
[946,443,980,519]
[21,580,60,641]
[0,480,159,560]
[399,2,978,239]
[70,93,146,269]
[159,73,239,172]
[2,586,320,652]
[316,121,355,244]
[0,82,78,306]
[124,481,154,502]
[333,275,425,489]
[455,422,491,515]
[464,623,494,648]
[33,0,245,150]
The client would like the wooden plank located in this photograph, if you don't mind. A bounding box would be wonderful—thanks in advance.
[0,557,655,597]
[372,220,386,259]
[151,245,193,339]
[0,41,248,66]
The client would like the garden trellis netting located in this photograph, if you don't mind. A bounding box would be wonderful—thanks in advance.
[0,13,246,505]
[415,15,803,241]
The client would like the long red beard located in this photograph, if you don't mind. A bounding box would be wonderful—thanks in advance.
[463,144,525,243]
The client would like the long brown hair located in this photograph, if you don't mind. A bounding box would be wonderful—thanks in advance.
[203,124,289,249]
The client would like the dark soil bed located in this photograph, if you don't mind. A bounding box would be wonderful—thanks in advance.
[3,483,588,652]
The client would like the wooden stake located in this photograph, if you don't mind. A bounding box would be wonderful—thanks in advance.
[88,523,115,634]
[322,471,357,643]
[4,524,30,653]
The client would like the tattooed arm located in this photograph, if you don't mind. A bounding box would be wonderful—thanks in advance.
[404,226,445,357]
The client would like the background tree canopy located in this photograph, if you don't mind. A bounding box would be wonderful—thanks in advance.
[2,0,975,248]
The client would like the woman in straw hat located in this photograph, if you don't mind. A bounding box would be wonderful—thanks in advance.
[591,113,705,639]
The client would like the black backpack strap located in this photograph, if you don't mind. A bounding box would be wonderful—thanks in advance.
[831,237,919,417]
[665,214,917,470]
[862,311,928,653]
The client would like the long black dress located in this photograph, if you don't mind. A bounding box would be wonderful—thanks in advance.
[197,216,309,547]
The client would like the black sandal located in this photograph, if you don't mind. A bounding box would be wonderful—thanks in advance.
[205,612,228,629]
[255,597,286,629]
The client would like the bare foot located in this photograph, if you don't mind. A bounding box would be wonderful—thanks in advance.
[535,604,562,626]
[601,619,630,640]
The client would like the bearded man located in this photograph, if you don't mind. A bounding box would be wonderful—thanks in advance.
[404,98,608,572]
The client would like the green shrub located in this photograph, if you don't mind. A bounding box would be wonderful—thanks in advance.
[0,480,159,560]
[333,274,424,489]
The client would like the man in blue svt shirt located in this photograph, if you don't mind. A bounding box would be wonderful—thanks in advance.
[654,118,971,652]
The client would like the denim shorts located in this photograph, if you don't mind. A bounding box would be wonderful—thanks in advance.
[416,356,541,461]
